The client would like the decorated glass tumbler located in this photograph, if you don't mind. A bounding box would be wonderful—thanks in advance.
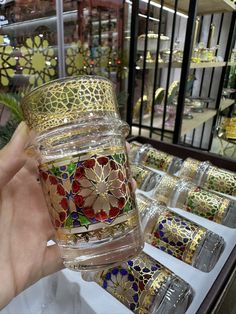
[82,252,193,314]
[152,173,236,228]
[129,141,183,174]
[178,158,236,196]
[137,194,224,272]
[21,76,143,271]
[131,164,236,228]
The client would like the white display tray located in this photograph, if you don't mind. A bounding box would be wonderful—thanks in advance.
[3,190,236,314]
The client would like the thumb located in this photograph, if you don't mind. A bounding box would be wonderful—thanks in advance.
[0,121,30,189]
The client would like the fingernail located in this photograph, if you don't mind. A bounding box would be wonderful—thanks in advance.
[25,145,41,161]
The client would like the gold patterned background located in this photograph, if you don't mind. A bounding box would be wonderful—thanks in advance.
[0,36,127,89]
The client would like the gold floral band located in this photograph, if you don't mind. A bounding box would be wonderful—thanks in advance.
[94,252,172,314]
[184,187,230,223]
[56,213,138,243]
[204,167,236,196]
[178,158,200,180]
[223,117,236,140]
[148,210,206,265]
[142,148,175,172]
[153,175,179,205]
[21,76,120,133]
[130,164,151,189]
[39,146,137,242]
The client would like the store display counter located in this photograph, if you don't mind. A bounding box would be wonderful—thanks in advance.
[128,136,236,314]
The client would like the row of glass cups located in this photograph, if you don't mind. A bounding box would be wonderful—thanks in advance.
[129,141,236,196]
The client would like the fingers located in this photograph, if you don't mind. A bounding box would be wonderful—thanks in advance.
[42,244,64,278]
[0,122,31,189]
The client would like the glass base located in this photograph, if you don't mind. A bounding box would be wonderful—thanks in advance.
[60,226,144,271]
[222,200,236,228]
[154,275,193,314]
[192,230,225,272]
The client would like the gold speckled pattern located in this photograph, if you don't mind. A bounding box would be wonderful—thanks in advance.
[185,187,230,223]
[149,210,207,265]
[153,175,179,205]
[142,148,174,172]
[21,76,120,133]
[130,164,151,189]
[204,166,236,196]
[178,158,200,180]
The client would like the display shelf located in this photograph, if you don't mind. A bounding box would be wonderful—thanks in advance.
[227,62,236,66]
[153,0,236,15]
[190,61,226,69]
[220,99,235,111]
[181,109,217,135]
[1,9,117,31]
[138,115,174,132]
[136,61,226,70]
[133,109,217,137]
[135,62,181,70]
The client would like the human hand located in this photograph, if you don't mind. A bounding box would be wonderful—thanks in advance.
[0,122,63,309]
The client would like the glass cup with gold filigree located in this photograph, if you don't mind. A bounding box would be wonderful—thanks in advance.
[151,173,236,228]
[82,251,193,314]
[178,158,236,196]
[130,163,236,229]
[137,194,224,272]
[129,142,183,175]
[21,76,143,271]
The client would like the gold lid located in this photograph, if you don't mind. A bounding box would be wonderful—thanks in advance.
[21,76,120,133]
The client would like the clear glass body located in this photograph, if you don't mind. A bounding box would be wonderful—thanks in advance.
[178,158,210,185]
[82,252,193,314]
[128,141,151,164]
[136,194,225,272]
[193,161,210,186]
[37,117,144,271]
[130,163,162,192]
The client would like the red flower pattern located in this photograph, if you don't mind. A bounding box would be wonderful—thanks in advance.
[72,180,80,193]
[57,184,65,196]
[41,153,133,228]
[110,160,118,170]
[74,194,84,207]
[118,198,125,209]
[109,207,120,218]
[97,156,109,165]
[95,210,108,222]
[60,198,69,210]
[83,159,95,168]
[49,175,58,185]
[83,207,95,218]
[59,211,66,222]
[75,167,84,179]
